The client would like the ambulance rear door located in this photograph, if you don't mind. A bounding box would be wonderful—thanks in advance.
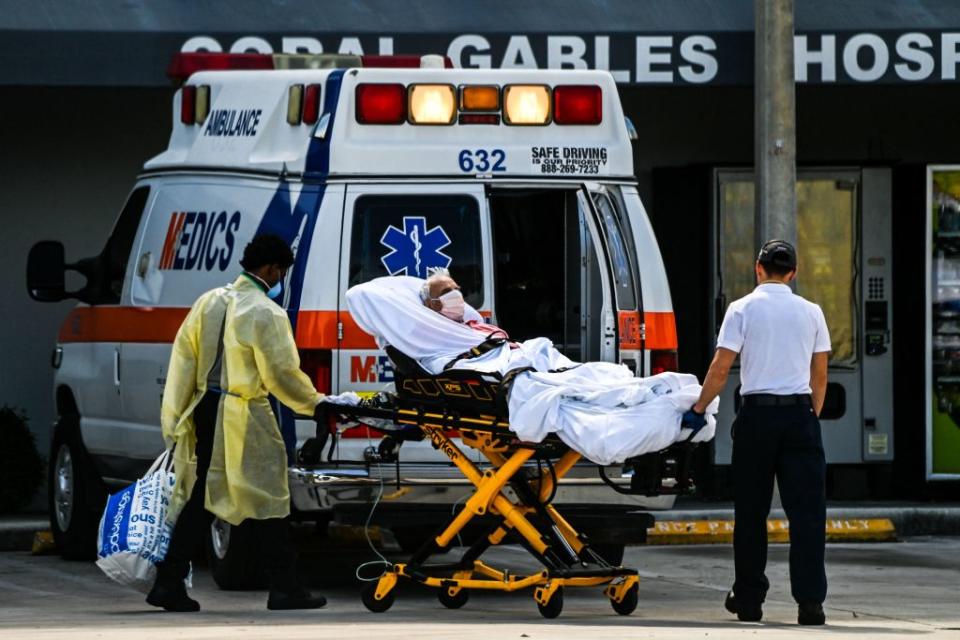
[584,183,645,373]
[335,182,492,467]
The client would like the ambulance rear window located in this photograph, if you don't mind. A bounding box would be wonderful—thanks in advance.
[349,195,484,307]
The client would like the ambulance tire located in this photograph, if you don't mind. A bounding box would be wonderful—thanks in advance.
[48,417,107,561]
[207,519,268,590]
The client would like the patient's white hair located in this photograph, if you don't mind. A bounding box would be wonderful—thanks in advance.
[419,267,451,302]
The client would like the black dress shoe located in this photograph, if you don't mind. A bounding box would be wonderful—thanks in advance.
[725,590,762,622]
[798,602,826,625]
[267,588,328,610]
[146,582,200,612]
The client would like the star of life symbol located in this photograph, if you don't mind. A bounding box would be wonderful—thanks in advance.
[379,216,452,278]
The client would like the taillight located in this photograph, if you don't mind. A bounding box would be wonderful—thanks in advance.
[553,85,602,125]
[651,350,679,375]
[180,85,196,125]
[299,349,331,395]
[302,84,322,125]
[355,83,407,124]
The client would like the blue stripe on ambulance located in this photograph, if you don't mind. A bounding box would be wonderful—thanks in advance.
[253,70,344,461]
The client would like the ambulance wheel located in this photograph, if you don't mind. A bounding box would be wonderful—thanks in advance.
[48,418,106,561]
[208,519,267,590]
[362,580,396,613]
[537,587,564,619]
[438,586,469,609]
[610,582,639,616]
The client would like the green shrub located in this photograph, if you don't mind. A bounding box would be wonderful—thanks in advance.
[0,407,45,514]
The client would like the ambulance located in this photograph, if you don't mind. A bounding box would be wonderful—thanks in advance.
[27,52,679,583]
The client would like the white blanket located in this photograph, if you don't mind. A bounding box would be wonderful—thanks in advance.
[345,276,718,464]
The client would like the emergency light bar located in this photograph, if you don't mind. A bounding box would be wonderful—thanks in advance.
[167,52,453,83]
[353,83,603,127]
[408,84,456,124]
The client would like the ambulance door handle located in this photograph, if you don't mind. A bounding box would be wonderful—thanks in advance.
[113,349,121,390]
[137,252,152,278]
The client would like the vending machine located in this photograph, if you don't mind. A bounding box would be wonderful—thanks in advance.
[711,168,894,466]
[926,165,960,480]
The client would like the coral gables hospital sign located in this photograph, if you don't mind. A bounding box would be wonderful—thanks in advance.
[183,31,960,85]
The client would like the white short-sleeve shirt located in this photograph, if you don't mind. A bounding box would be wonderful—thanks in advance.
[716,282,831,396]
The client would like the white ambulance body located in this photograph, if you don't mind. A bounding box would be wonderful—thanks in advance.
[31,54,679,571]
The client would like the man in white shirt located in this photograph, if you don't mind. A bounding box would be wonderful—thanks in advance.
[686,240,830,626]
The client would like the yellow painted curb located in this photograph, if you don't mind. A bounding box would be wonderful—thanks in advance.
[646,518,896,545]
[31,530,56,555]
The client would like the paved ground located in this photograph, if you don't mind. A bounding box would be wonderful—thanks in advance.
[1,537,958,639]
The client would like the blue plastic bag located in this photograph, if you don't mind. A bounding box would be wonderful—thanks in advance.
[95,450,186,592]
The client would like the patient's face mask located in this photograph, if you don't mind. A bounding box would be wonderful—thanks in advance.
[436,290,465,322]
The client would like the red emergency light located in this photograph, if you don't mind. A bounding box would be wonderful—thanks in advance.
[356,83,407,124]
[168,52,274,82]
[168,52,452,83]
[302,83,322,125]
[553,85,603,125]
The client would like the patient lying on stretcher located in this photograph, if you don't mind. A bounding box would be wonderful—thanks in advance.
[345,271,719,465]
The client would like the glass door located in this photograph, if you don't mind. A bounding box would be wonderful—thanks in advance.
[712,170,863,464]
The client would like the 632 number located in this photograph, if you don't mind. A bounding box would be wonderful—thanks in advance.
[458,149,506,173]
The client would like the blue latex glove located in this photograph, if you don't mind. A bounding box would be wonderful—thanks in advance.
[681,409,707,433]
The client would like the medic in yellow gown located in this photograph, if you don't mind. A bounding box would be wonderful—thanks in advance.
[147,234,327,613]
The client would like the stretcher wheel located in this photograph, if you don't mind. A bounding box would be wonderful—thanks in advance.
[610,583,638,616]
[537,587,564,619]
[438,587,469,609]
[361,581,396,613]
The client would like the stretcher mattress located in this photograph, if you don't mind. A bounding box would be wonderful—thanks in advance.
[345,276,718,464]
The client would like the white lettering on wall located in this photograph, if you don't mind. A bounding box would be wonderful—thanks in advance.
[795,34,836,82]
[942,33,960,80]
[679,35,718,83]
[894,33,934,81]
[636,36,673,82]
[378,37,394,55]
[338,37,364,55]
[843,33,889,82]
[230,36,273,54]
[447,34,492,68]
[548,36,588,69]
[282,37,322,54]
[181,36,223,53]
[502,36,538,68]
[594,36,631,83]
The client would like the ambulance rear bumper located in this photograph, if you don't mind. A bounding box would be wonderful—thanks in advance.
[287,466,678,513]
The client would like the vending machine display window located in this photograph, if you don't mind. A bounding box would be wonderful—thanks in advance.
[927,166,960,480]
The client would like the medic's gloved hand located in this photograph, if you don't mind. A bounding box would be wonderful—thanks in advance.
[681,409,707,433]
[322,391,362,406]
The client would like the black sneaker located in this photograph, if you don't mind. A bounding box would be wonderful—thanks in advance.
[146,583,200,612]
[798,602,826,625]
[267,588,328,611]
[725,590,762,622]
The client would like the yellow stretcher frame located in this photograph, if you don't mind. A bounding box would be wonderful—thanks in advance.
[359,408,642,619]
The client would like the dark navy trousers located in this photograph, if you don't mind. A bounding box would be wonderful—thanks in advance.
[731,403,827,606]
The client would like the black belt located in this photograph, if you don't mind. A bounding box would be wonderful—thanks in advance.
[741,393,811,407]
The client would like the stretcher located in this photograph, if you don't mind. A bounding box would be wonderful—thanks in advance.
[326,346,699,618]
